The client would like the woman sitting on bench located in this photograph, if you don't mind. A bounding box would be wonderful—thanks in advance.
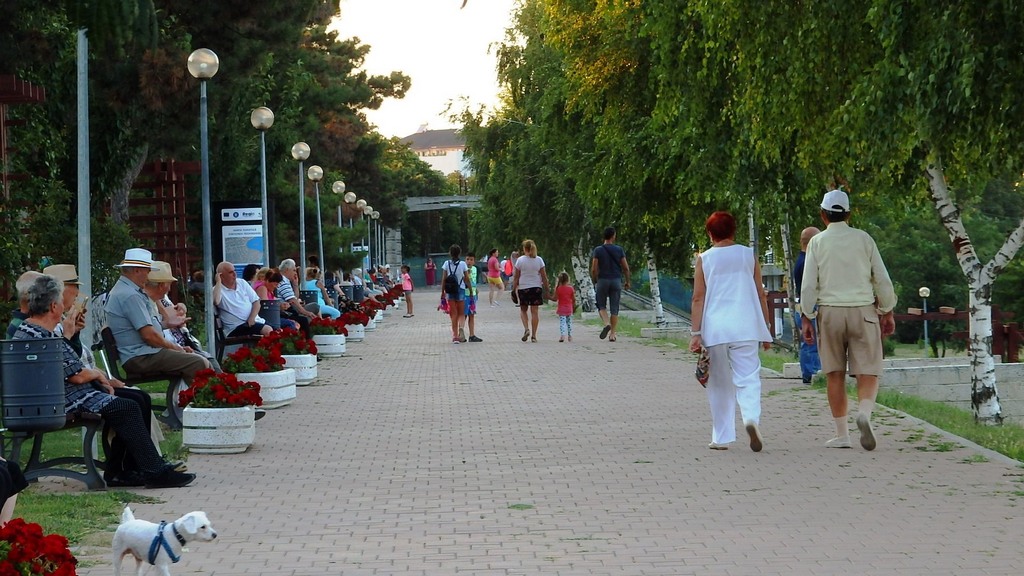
[12,275,196,489]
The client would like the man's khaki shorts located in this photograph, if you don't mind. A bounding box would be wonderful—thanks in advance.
[817,305,883,376]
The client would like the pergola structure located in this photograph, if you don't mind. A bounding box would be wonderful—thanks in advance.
[0,75,46,199]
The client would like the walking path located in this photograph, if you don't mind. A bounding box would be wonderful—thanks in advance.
[73,296,1023,575]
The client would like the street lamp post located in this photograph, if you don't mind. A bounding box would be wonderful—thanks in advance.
[371,210,381,269]
[919,286,931,355]
[291,142,310,270]
[332,180,347,228]
[187,48,220,357]
[307,165,324,273]
[343,190,356,228]
[363,204,373,271]
[250,106,274,265]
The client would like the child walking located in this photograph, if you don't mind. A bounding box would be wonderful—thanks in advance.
[555,271,576,342]
[401,265,414,317]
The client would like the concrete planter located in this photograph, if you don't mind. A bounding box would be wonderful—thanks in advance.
[282,354,318,385]
[313,334,346,358]
[233,369,296,409]
[182,406,255,454]
[345,324,365,342]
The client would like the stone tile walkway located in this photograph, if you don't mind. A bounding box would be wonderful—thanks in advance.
[71,296,1023,575]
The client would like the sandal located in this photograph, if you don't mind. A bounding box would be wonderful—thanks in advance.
[609,336,617,342]
[522,329,529,342]
[531,337,537,343]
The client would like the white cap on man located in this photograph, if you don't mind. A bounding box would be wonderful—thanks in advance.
[820,189,850,212]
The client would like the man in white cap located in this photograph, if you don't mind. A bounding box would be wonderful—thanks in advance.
[800,189,897,451]
[104,248,209,387]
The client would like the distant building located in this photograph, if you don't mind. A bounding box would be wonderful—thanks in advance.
[400,126,467,175]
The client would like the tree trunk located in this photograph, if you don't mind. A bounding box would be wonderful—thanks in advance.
[779,217,799,349]
[925,160,1024,424]
[109,143,149,225]
[645,245,666,326]
[571,236,596,312]
[747,197,758,256]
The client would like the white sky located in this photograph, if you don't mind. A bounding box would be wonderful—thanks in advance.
[334,0,517,139]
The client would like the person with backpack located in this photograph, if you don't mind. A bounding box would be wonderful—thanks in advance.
[440,244,471,344]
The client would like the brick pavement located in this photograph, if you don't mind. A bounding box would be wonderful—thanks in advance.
[74,297,1024,575]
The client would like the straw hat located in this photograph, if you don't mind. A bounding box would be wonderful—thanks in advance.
[147,261,177,283]
[42,264,80,285]
[115,248,153,269]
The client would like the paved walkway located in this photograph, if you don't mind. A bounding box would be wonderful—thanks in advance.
[74,296,1023,575]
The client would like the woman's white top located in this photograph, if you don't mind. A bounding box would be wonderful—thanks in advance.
[699,244,772,347]
[514,255,546,289]
[442,260,468,289]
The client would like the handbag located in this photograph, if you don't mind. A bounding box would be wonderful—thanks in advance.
[695,347,710,388]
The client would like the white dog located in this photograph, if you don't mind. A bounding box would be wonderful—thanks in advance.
[112,506,217,576]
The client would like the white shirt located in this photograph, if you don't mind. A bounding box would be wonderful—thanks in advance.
[442,260,468,289]
[514,255,546,289]
[699,244,772,347]
[218,279,264,334]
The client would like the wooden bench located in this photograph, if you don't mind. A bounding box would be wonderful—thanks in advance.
[98,327,188,430]
[214,314,262,362]
[2,411,107,490]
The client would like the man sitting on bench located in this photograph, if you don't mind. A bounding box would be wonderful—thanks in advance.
[104,248,210,395]
[13,274,195,488]
[213,261,274,338]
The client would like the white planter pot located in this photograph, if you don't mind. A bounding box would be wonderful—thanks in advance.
[313,333,346,358]
[375,310,386,322]
[345,324,365,342]
[282,354,318,385]
[182,406,255,454]
[233,369,296,409]
[365,317,377,331]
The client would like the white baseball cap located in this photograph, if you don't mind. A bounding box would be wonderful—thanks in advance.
[820,189,850,212]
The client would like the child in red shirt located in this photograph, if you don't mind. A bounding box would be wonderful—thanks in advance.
[555,271,576,342]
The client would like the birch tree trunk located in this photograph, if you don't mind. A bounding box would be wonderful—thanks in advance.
[779,217,798,349]
[571,236,596,313]
[925,161,1024,423]
[645,245,666,326]
[747,197,758,257]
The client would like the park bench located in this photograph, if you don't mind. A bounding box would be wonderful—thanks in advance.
[1,411,106,490]
[98,327,188,430]
[213,313,261,362]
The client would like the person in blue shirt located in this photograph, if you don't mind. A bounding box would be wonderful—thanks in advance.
[793,226,822,384]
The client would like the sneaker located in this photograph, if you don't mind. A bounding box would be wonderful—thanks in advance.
[468,335,483,342]
[745,422,763,452]
[856,414,876,451]
[825,435,851,448]
[452,337,460,344]
[145,467,196,489]
[802,376,812,384]
[708,442,729,450]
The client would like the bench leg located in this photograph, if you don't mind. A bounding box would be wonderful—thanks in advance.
[12,424,107,491]
[156,377,188,431]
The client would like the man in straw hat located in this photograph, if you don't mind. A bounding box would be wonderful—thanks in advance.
[144,261,220,369]
[104,248,210,389]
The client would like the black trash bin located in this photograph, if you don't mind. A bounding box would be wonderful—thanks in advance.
[1,338,66,432]
[260,300,281,330]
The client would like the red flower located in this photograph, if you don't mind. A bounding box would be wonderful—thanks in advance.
[221,345,285,374]
[256,328,318,356]
[0,519,77,575]
[178,371,263,408]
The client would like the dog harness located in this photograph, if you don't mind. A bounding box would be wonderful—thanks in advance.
[147,521,187,565]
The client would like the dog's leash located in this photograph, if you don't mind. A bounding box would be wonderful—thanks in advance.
[148,521,187,565]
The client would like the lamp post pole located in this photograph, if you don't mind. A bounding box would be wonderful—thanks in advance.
[363,204,373,271]
[919,286,931,355]
[187,48,220,357]
[372,210,381,269]
[308,165,325,273]
[355,198,367,268]
[291,142,310,270]
[251,107,274,265]
[343,190,356,229]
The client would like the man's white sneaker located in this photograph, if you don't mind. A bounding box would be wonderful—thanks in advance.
[857,414,876,451]
[825,436,851,448]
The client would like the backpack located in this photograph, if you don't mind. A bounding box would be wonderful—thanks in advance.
[444,260,461,297]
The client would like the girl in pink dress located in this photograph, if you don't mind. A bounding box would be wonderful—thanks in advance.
[401,265,414,317]
[555,271,576,342]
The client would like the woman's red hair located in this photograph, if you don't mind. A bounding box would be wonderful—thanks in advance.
[705,211,736,242]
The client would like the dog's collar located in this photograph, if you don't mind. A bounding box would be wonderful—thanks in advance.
[171,523,187,546]
[148,521,183,565]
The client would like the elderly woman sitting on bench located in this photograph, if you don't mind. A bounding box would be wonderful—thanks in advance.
[12,274,196,489]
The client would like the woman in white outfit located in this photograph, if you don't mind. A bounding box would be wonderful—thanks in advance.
[688,211,773,452]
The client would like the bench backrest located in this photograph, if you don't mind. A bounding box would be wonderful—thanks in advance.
[98,327,127,381]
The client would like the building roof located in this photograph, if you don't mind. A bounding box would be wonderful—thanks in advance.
[400,128,465,151]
